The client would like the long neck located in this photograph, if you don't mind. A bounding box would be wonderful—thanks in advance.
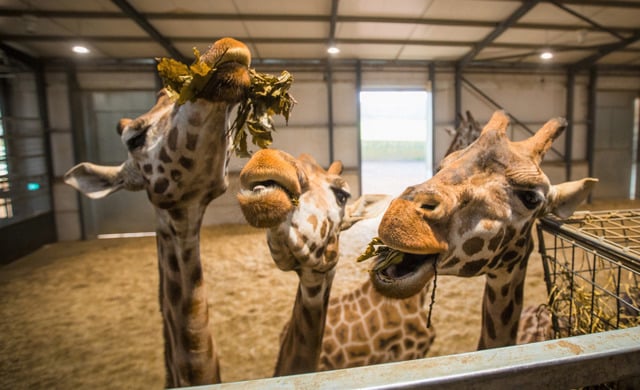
[274,267,336,377]
[477,238,533,349]
[156,206,220,387]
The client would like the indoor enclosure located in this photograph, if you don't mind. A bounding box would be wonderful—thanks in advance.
[0,0,639,389]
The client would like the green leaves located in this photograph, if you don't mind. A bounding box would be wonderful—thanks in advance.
[156,48,296,158]
[357,237,405,272]
[231,69,296,157]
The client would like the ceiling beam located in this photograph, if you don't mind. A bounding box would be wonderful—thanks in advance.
[0,9,637,35]
[5,34,640,54]
[110,0,187,63]
[328,0,339,47]
[0,42,38,68]
[571,30,640,69]
[458,0,541,67]
[549,0,626,40]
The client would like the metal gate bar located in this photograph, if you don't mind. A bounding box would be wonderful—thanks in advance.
[185,327,640,390]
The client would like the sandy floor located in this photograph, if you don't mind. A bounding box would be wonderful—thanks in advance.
[1,200,638,389]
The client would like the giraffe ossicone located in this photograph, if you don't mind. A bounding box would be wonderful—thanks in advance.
[370,110,597,349]
[64,38,287,387]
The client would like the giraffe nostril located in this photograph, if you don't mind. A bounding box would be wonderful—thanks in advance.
[421,202,438,211]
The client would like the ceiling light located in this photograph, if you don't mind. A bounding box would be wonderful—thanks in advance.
[72,45,90,54]
[540,51,553,60]
[327,46,340,55]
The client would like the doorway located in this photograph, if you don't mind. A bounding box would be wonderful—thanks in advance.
[359,90,432,195]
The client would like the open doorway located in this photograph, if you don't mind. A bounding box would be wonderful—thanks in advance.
[359,90,432,195]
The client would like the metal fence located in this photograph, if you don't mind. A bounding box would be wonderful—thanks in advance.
[537,209,640,338]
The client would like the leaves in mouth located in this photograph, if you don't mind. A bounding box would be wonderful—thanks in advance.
[156,47,297,158]
[357,237,405,272]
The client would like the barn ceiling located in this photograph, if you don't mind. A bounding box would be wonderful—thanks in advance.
[0,0,639,70]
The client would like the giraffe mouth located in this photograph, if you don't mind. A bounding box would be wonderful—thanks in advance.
[237,179,299,228]
[370,252,437,299]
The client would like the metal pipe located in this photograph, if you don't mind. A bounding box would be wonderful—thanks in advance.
[355,60,363,196]
[326,63,335,163]
[429,62,436,175]
[565,69,575,181]
[186,327,640,390]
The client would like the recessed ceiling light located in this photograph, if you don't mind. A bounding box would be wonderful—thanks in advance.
[540,51,553,60]
[327,46,340,55]
[72,45,90,54]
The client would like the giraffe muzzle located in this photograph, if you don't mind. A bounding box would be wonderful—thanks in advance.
[369,252,437,299]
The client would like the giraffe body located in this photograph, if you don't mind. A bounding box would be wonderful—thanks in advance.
[64,38,254,387]
[370,110,597,349]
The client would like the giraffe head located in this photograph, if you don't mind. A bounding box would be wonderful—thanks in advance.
[371,110,597,298]
[64,37,252,212]
[237,149,389,274]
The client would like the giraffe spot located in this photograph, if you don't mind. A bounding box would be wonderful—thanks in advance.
[348,344,372,359]
[487,229,504,251]
[503,226,516,244]
[514,280,524,305]
[158,201,177,210]
[351,322,367,342]
[501,282,510,297]
[380,303,401,327]
[442,256,460,268]
[376,332,402,349]
[166,278,181,306]
[486,272,497,279]
[308,243,317,253]
[143,164,153,174]
[315,247,325,259]
[323,337,337,355]
[188,113,201,127]
[179,156,194,170]
[320,220,328,239]
[170,169,182,182]
[169,208,184,220]
[306,284,322,298]
[460,258,488,276]
[190,263,203,286]
[167,126,179,151]
[485,311,496,340]
[307,214,318,230]
[510,321,519,340]
[404,339,415,350]
[159,147,172,163]
[515,237,527,248]
[462,237,484,256]
[487,256,501,269]
[502,250,519,263]
[168,254,179,273]
[186,132,199,151]
[335,322,349,343]
[486,285,496,304]
[366,310,381,335]
[158,165,167,174]
[181,189,200,202]
[154,178,170,194]
[501,300,515,325]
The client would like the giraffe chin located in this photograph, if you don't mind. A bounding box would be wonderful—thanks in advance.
[237,186,294,228]
[369,253,437,299]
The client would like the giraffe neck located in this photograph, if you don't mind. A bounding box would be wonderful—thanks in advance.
[477,237,533,349]
[155,206,220,387]
[274,267,336,376]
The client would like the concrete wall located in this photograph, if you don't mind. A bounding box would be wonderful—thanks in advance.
[48,66,640,240]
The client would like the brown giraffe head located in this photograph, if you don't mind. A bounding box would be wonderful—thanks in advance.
[64,37,252,211]
[371,110,597,299]
[237,149,388,273]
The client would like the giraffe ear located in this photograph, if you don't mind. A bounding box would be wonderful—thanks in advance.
[547,178,598,219]
[341,194,392,231]
[64,162,127,199]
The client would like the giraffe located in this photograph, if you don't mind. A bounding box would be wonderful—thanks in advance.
[444,110,482,157]
[64,38,253,386]
[368,110,598,349]
[236,149,391,376]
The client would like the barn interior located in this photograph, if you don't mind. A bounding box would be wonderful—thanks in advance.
[0,1,639,388]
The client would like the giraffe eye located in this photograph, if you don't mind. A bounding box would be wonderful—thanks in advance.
[515,190,542,210]
[332,188,350,206]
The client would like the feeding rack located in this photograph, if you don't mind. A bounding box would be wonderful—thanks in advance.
[537,209,640,338]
